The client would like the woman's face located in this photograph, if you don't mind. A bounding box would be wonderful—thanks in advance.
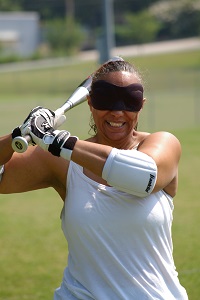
[88,71,145,145]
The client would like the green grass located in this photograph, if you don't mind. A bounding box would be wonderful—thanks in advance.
[0,189,66,299]
[0,50,200,299]
[172,128,200,300]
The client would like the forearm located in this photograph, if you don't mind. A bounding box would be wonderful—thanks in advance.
[71,140,112,177]
[0,134,14,165]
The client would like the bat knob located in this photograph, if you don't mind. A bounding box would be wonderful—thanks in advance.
[12,136,29,153]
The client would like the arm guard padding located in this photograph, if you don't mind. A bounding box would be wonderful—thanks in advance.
[102,148,157,198]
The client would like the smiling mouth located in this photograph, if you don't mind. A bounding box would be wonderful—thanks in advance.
[107,121,125,128]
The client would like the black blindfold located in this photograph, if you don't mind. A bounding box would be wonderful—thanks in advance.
[90,80,144,112]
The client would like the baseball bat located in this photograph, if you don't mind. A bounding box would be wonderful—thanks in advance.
[12,56,124,153]
[11,76,92,153]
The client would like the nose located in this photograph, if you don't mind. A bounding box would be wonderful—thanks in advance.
[110,110,124,117]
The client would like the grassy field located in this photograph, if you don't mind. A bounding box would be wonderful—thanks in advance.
[0,50,200,299]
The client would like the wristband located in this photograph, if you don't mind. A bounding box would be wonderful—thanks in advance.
[60,136,78,160]
[47,130,78,160]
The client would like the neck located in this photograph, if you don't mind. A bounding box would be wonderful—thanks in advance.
[93,133,138,150]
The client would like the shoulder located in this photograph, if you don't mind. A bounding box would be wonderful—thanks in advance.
[138,131,181,152]
[137,131,182,174]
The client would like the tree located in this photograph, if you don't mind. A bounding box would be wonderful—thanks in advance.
[115,10,161,45]
[45,17,84,55]
[149,0,200,39]
[65,0,75,18]
[0,0,22,10]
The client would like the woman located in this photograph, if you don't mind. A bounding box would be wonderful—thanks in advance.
[0,59,188,299]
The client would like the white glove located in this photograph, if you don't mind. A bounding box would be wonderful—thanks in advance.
[28,114,78,160]
[12,106,66,142]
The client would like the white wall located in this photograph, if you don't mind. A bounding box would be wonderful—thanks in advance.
[0,12,40,57]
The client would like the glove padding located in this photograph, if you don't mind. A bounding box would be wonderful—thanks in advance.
[12,106,66,141]
[29,114,78,160]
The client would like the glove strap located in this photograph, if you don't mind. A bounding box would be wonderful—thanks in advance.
[12,127,21,139]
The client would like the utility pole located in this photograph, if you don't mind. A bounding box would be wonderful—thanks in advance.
[65,0,75,19]
[99,0,115,63]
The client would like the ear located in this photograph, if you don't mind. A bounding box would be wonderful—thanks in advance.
[136,98,146,116]
[140,98,146,110]
[87,95,93,112]
[142,98,146,105]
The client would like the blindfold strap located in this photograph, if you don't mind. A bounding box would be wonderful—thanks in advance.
[90,80,144,112]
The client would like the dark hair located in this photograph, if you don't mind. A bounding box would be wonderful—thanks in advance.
[92,60,143,84]
[89,59,142,135]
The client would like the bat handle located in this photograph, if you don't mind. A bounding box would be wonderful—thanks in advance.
[12,135,31,153]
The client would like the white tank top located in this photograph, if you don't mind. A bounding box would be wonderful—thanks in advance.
[54,161,188,300]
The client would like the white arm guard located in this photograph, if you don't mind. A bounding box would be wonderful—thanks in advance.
[0,165,5,182]
[102,148,157,198]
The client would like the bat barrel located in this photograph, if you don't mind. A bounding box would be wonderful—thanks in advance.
[59,86,90,114]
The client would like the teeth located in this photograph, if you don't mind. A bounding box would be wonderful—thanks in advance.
[108,122,123,127]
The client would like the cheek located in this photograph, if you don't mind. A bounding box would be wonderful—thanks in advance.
[126,111,139,122]
[91,109,102,128]
[92,108,107,120]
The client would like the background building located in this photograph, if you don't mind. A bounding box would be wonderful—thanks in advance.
[0,12,40,57]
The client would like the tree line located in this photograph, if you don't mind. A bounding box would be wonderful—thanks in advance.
[0,0,200,59]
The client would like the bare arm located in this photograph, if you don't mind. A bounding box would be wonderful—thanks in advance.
[0,134,69,197]
[0,134,14,166]
[71,140,112,177]
[5,124,179,198]
[137,132,181,194]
